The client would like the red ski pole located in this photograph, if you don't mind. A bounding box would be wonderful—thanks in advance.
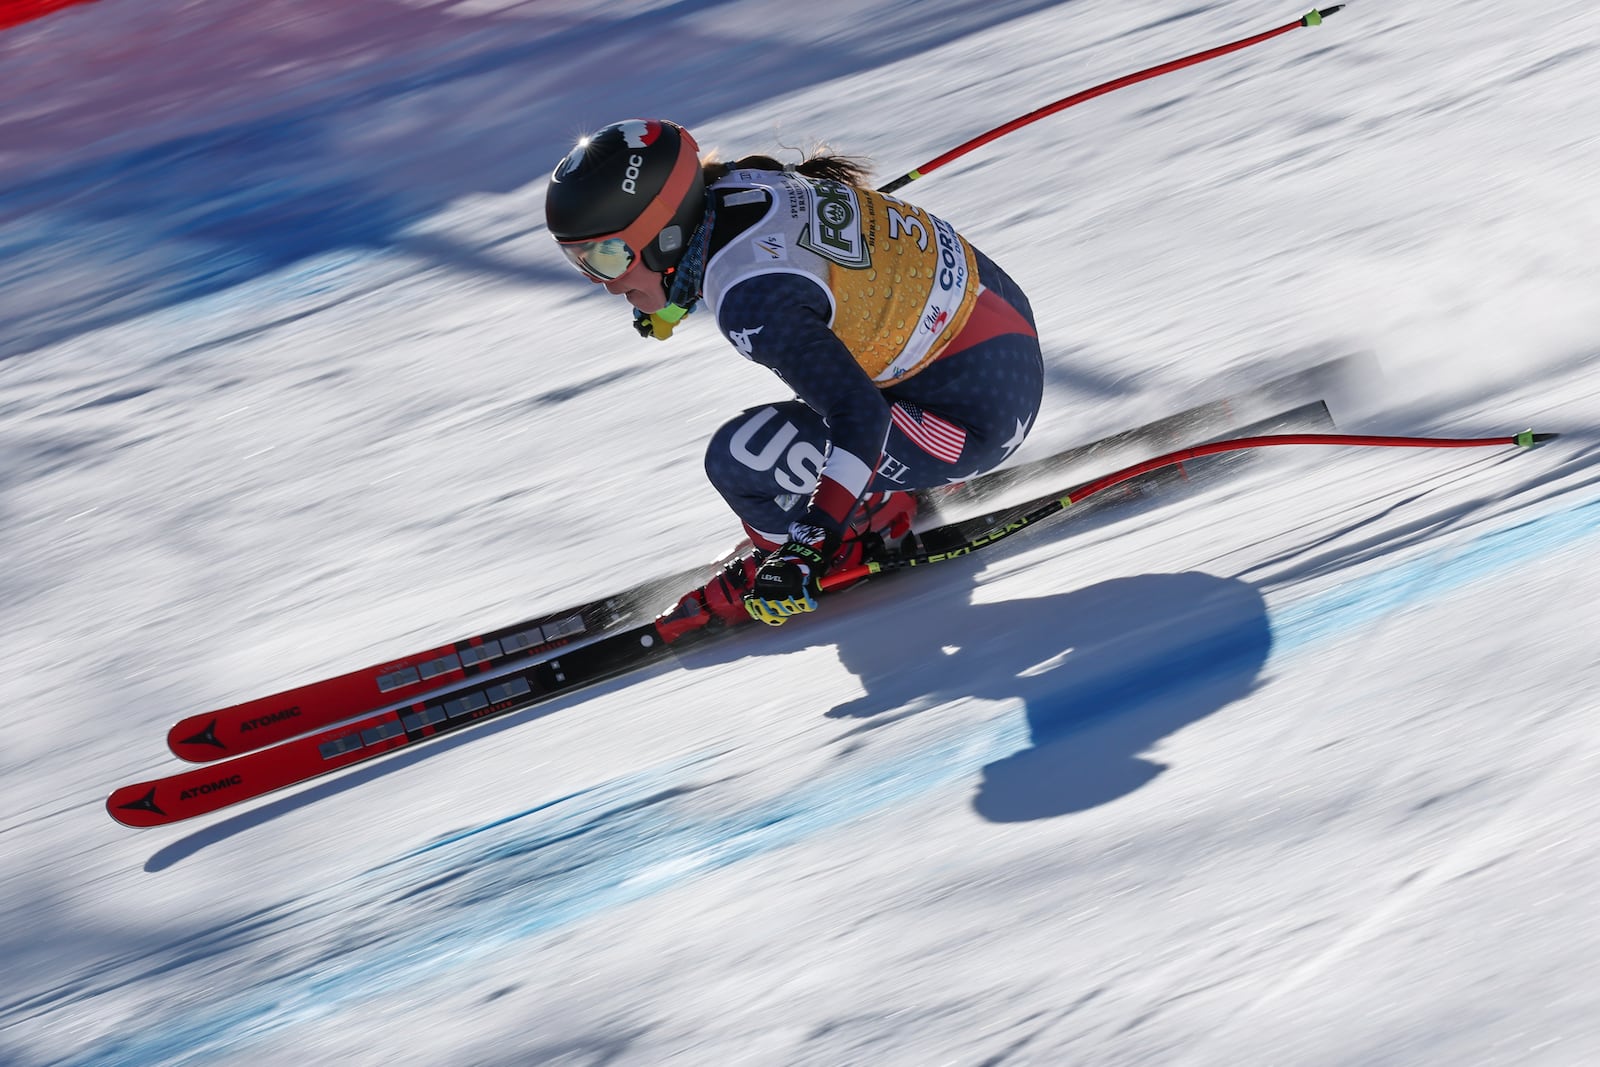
[878,7,1346,194]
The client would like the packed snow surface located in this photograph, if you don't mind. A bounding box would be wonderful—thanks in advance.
[3,1,1599,1064]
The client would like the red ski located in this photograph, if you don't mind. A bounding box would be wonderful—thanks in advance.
[114,624,671,826]
[164,557,736,762]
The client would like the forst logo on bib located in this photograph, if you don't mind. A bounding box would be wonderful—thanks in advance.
[819,190,852,230]
[800,179,869,268]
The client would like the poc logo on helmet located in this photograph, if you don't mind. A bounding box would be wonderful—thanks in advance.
[622,153,645,194]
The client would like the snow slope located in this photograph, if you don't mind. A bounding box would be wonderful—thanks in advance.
[3,1,1599,1064]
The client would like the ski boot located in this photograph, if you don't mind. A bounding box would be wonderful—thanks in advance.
[654,490,919,641]
[654,551,762,644]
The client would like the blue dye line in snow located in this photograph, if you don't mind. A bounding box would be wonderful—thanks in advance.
[63,728,1030,1067]
[64,491,1600,1067]
[1270,494,1600,657]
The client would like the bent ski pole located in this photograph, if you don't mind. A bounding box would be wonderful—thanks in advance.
[878,7,1346,194]
[820,429,1558,589]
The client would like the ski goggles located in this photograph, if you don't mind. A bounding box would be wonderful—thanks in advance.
[557,235,638,282]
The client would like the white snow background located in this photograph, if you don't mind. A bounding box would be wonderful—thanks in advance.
[3,0,1600,1064]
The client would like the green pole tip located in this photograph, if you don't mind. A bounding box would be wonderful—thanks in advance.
[1515,430,1558,447]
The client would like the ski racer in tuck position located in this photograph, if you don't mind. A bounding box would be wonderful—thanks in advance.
[545,119,1045,632]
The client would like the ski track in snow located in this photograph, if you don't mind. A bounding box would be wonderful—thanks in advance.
[27,477,1600,1067]
[4,0,1600,1064]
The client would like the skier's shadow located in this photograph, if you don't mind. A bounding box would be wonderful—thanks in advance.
[142,569,1268,869]
[824,570,1273,821]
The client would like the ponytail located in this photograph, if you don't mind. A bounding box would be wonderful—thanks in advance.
[702,148,873,187]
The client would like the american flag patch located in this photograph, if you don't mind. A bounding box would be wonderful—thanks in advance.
[890,403,967,464]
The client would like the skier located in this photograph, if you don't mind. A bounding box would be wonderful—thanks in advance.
[545,119,1044,632]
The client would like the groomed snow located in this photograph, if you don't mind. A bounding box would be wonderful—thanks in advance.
[3,1,1599,1064]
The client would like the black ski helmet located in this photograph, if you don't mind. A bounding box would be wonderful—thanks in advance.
[546,119,705,279]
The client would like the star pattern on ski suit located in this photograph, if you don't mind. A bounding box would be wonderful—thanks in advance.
[998,417,1029,461]
[946,417,1028,483]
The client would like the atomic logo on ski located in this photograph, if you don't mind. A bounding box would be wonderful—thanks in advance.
[177,719,226,751]
[115,787,165,818]
[179,775,243,801]
[239,707,301,732]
